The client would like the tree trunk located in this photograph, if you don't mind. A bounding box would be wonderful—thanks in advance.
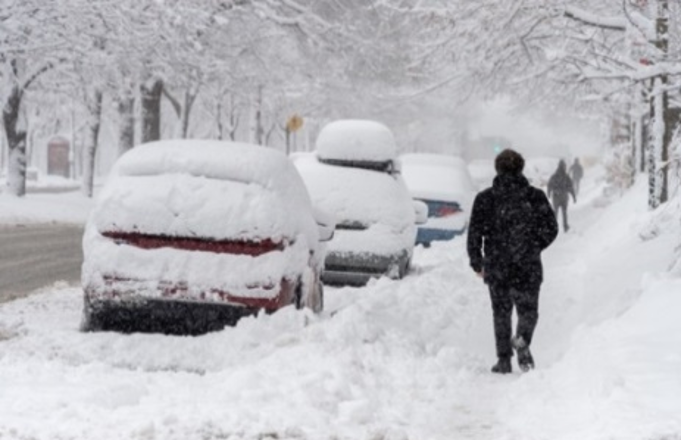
[141,79,163,143]
[251,86,264,145]
[82,89,103,198]
[228,94,239,141]
[118,94,135,157]
[181,88,198,139]
[2,85,27,197]
[648,0,670,207]
[216,100,224,140]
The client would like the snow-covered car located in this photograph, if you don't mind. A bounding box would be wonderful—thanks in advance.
[81,140,331,335]
[293,120,419,286]
[400,153,477,247]
[524,157,562,188]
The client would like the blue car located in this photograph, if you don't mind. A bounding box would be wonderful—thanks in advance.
[399,153,476,247]
[414,199,467,246]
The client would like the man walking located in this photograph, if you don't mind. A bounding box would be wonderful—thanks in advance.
[569,158,584,196]
[547,160,577,233]
[467,149,558,374]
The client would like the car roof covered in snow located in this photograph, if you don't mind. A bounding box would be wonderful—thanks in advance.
[400,153,476,204]
[315,120,397,163]
[114,140,293,187]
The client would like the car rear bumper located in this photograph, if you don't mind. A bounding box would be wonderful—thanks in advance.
[321,269,375,286]
[321,251,410,286]
[82,277,297,334]
[83,297,258,335]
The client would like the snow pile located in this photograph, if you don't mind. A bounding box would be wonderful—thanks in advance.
[294,154,416,256]
[83,140,320,301]
[501,275,681,440]
[316,120,397,163]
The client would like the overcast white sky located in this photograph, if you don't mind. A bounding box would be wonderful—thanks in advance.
[470,97,603,159]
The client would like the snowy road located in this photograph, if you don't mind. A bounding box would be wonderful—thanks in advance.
[0,224,83,303]
[0,175,680,440]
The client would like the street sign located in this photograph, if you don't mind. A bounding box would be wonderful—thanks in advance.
[286,114,303,133]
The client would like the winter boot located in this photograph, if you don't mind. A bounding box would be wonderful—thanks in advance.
[491,357,512,374]
[513,336,534,372]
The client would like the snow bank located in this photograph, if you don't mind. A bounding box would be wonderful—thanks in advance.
[316,120,397,163]
[500,275,681,440]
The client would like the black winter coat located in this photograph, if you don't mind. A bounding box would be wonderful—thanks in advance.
[547,169,576,205]
[467,173,558,289]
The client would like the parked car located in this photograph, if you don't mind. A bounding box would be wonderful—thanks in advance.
[81,139,332,335]
[293,120,422,286]
[400,153,477,247]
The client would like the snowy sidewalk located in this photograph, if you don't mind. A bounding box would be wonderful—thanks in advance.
[0,176,679,440]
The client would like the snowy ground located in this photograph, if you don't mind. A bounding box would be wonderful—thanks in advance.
[0,170,680,440]
[0,183,93,225]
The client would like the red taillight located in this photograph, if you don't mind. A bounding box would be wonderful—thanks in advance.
[437,206,461,217]
[102,232,286,256]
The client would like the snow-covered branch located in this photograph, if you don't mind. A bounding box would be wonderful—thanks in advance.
[564,6,627,32]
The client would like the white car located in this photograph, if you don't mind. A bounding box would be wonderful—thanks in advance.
[400,153,476,247]
[293,120,421,286]
[81,140,331,335]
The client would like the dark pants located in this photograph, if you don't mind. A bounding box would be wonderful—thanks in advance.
[552,199,569,232]
[489,284,540,359]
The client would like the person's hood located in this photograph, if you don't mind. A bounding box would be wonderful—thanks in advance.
[492,173,530,195]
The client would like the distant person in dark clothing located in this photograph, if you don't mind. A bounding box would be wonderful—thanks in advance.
[467,149,558,374]
[569,158,584,196]
[547,160,577,233]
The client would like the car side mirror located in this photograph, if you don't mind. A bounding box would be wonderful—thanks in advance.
[413,200,428,225]
[313,207,336,242]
